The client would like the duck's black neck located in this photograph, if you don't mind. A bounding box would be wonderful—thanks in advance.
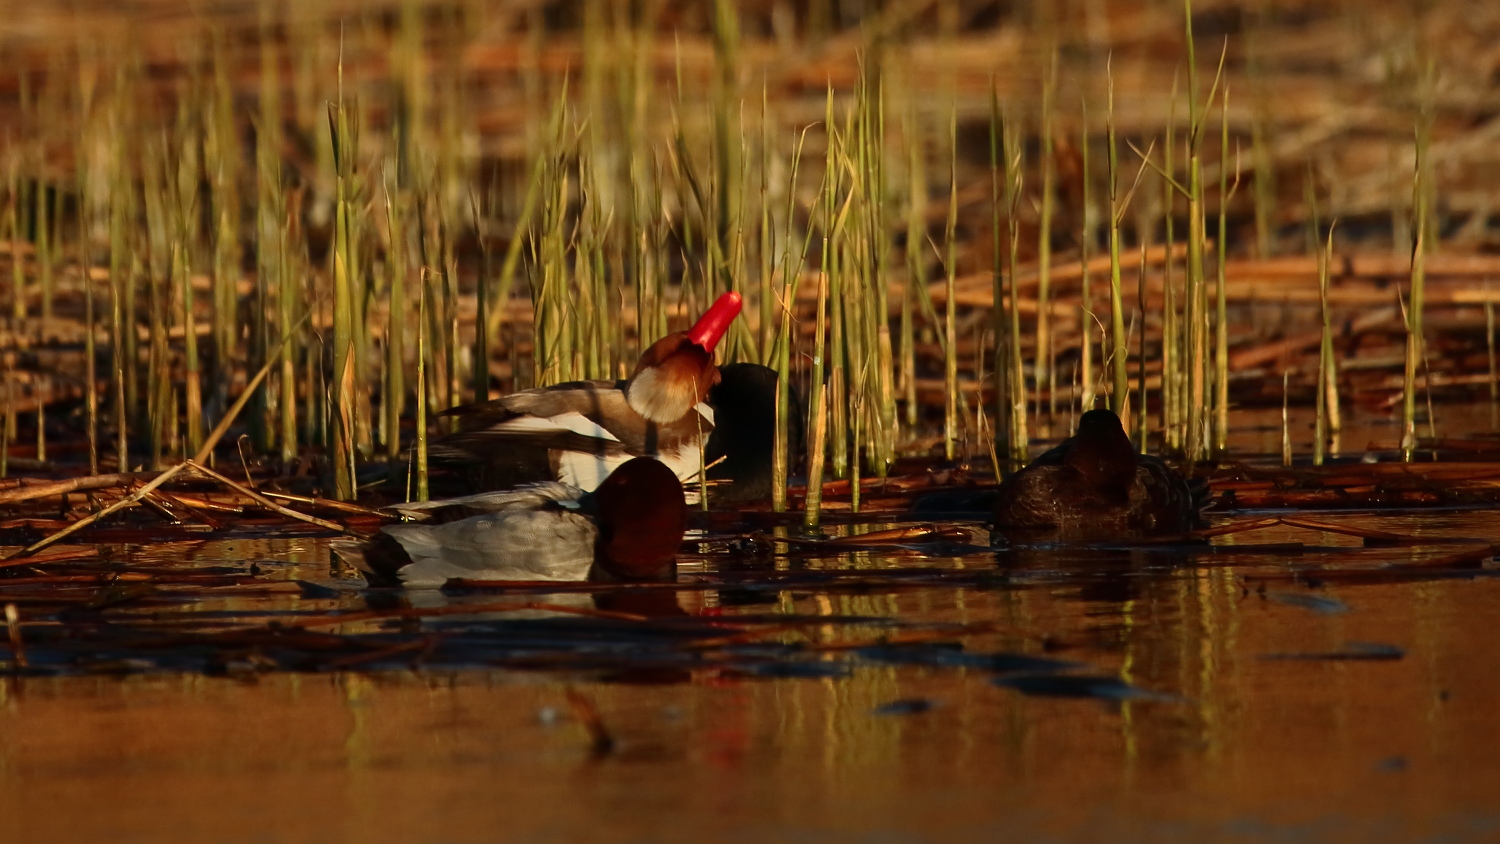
[1064,412,1138,492]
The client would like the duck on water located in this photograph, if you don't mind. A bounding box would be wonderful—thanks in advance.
[426,291,789,501]
[338,456,687,588]
[991,408,1207,538]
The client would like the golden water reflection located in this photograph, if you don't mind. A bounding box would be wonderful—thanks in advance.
[2,516,1499,842]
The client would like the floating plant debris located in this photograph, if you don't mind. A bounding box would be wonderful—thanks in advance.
[1264,591,1353,615]
[992,673,1170,702]
[1260,642,1408,662]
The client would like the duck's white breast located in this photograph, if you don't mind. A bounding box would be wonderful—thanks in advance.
[553,403,713,501]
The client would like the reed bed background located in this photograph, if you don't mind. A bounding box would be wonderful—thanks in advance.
[2,0,1500,507]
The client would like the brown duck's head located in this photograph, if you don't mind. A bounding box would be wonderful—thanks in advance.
[1063,408,1139,492]
[627,292,742,423]
[592,457,688,580]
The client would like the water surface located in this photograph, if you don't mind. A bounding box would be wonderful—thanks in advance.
[3,511,1499,843]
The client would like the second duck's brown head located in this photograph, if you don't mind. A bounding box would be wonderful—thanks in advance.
[1063,409,1139,494]
[592,456,688,580]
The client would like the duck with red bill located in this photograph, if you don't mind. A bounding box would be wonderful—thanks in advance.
[427,292,773,499]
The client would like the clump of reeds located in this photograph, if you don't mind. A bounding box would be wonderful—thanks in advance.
[0,2,1483,520]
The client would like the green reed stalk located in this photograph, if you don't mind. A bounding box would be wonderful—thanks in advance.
[1488,279,1498,429]
[1214,83,1231,455]
[415,277,429,502]
[902,106,927,430]
[1185,160,1207,463]
[1183,7,1206,463]
[1002,103,1028,464]
[1105,64,1129,423]
[35,154,52,328]
[253,31,281,453]
[1036,48,1058,421]
[806,87,841,527]
[989,87,1008,466]
[863,70,895,476]
[803,269,829,530]
[942,108,959,463]
[328,77,358,499]
[304,327,320,455]
[1402,67,1434,460]
[850,413,862,514]
[1,357,9,478]
[771,126,812,513]
[634,164,668,364]
[442,219,460,416]
[845,88,879,480]
[142,139,169,468]
[1161,90,1179,447]
[532,87,573,387]
[78,150,97,475]
[1183,11,1227,465]
[125,250,142,442]
[107,95,129,471]
[1402,153,1428,460]
[384,181,407,468]
[468,190,492,398]
[356,106,378,453]
[1079,99,1095,414]
[208,33,241,376]
[7,155,22,322]
[578,148,613,380]
[534,149,568,387]
[710,0,746,359]
[758,80,774,363]
[491,149,544,359]
[1281,370,1291,467]
[845,130,870,480]
[1315,221,1336,466]
[413,198,444,403]
[1137,244,1149,448]
[827,105,848,479]
[277,183,297,465]
[174,101,203,458]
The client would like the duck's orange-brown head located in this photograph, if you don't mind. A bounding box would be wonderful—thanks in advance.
[593,456,688,579]
[1063,408,1139,494]
[626,292,742,423]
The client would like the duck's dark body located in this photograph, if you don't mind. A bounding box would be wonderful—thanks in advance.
[992,409,1205,536]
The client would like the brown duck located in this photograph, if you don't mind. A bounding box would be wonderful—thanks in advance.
[992,409,1206,536]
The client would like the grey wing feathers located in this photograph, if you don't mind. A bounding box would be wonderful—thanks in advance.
[440,380,621,422]
[498,382,623,418]
[383,509,599,586]
[431,383,641,462]
[1136,456,1208,531]
[992,467,1067,527]
[388,482,585,521]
